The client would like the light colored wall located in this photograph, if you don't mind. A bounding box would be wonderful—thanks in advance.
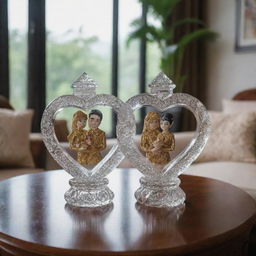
[206,0,256,110]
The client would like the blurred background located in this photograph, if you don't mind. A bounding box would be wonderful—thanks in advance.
[1,0,256,136]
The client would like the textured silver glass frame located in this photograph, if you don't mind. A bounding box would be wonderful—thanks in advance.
[118,73,211,207]
[41,72,210,208]
[41,73,135,207]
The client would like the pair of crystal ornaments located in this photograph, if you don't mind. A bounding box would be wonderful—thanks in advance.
[41,72,210,208]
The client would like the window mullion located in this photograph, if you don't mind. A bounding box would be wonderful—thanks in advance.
[27,0,46,132]
[111,0,119,137]
[138,2,147,133]
[0,0,10,99]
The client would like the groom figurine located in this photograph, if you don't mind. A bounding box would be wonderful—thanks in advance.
[78,109,106,166]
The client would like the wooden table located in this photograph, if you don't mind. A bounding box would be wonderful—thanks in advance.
[0,169,255,256]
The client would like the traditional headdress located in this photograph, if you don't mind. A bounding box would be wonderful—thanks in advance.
[143,112,160,132]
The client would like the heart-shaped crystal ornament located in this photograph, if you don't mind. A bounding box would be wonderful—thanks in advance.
[41,73,135,207]
[118,72,210,208]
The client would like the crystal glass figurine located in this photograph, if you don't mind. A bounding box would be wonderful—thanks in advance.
[41,73,135,207]
[118,72,210,208]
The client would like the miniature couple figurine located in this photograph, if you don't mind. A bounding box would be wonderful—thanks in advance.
[67,109,106,166]
[140,112,175,166]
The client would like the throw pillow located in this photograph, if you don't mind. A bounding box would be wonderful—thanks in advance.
[196,111,256,163]
[0,109,35,168]
[222,99,256,113]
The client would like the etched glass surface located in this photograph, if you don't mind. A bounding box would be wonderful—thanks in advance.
[41,73,135,207]
[117,72,210,207]
[41,72,210,208]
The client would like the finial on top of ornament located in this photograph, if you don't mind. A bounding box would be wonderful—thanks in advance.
[149,72,176,100]
[71,72,98,98]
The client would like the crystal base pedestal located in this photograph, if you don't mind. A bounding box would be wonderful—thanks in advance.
[135,176,186,208]
[64,178,114,207]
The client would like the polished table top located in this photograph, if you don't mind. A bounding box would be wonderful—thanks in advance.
[0,169,255,256]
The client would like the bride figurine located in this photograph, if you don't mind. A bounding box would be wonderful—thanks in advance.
[67,110,91,164]
[141,112,175,166]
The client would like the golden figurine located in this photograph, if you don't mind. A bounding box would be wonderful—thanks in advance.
[67,111,91,152]
[140,112,161,164]
[76,109,106,166]
[152,112,175,165]
[140,112,175,166]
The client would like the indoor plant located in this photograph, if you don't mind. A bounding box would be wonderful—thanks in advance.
[127,0,218,92]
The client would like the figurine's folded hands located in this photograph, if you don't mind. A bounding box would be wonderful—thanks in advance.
[77,144,89,151]
[85,136,92,146]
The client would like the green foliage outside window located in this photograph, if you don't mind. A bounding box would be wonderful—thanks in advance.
[9,29,27,110]
[9,29,161,136]
[127,0,218,92]
[46,31,112,135]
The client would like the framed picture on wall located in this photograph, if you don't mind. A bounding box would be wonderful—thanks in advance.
[236,0,256,51]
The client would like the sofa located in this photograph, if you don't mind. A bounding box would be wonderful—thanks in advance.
[0,134,44,181]
[0,95,69,181]
[184,89,256,201]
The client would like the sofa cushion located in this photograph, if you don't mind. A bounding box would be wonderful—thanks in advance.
[196,111,256,163]
[222,99,256,113]
[0,109,35,168]
[185,162,256,199]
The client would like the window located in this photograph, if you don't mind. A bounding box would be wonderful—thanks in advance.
[46,0,113,135]
[5,0,159,135]
[119,0,141,102]
[8,0,28,109]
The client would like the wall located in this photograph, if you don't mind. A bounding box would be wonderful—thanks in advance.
[206,0,256,110]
